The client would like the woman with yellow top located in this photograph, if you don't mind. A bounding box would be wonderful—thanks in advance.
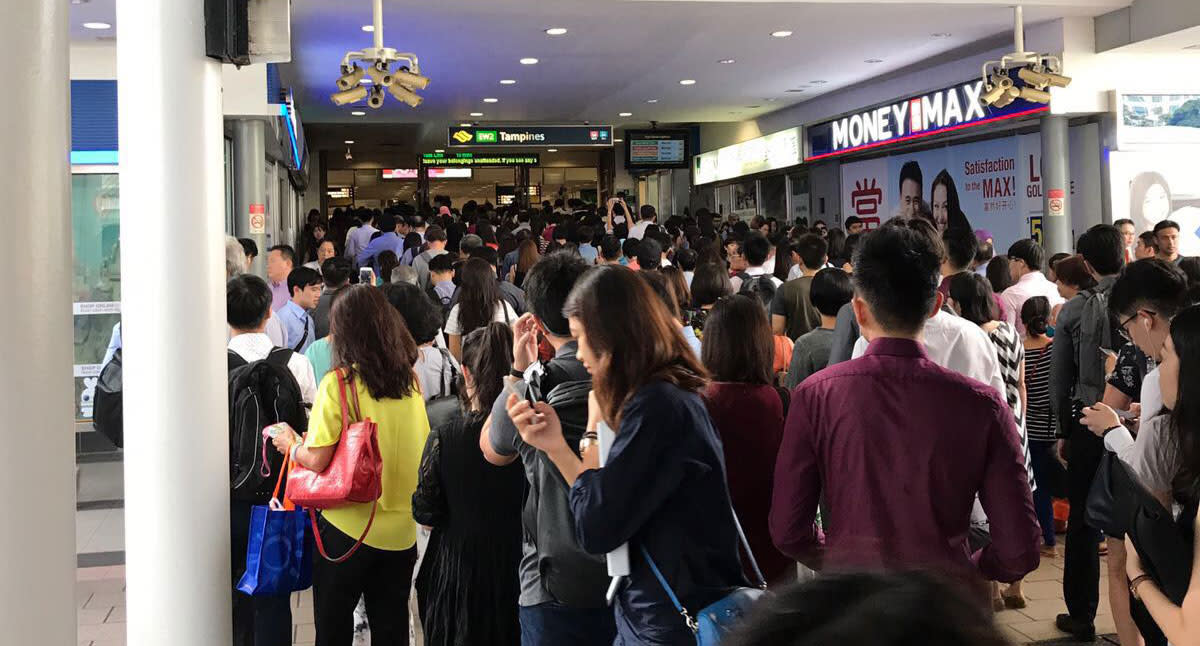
[272,285,430,646]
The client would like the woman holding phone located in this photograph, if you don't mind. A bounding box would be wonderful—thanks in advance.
[506,265,748,645]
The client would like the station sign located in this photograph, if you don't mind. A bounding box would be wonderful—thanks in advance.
[693,127,802,185]
[447,125,612,148]
[806,79,1049,161]
[420,152,541,166]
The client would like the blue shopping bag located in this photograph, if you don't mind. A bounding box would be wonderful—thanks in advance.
[237,451,313,596]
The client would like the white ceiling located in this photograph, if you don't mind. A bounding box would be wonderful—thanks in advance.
[69,0,1131,142]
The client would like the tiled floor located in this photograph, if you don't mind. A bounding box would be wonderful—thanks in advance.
[77,552,1115,646]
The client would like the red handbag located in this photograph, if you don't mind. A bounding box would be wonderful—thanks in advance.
[286,368,383,562]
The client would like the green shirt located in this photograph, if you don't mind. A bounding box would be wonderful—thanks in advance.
[304,338,333,382]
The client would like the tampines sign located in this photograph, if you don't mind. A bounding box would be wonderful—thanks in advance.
[447,125,612,148]
[806,80,1049,160]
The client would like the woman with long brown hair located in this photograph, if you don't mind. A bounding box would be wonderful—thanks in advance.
[270,285,431,646]
[445,257,517,361]
[512,238,540,289]
[506,266,749,645]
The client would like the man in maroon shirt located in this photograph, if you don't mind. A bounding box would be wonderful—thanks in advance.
[770,224,1040,587]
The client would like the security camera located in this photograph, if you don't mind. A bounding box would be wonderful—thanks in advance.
[366,63,394,87]
[331,85,369,106]
[367,86,385,109]
[387,83,423,107]
[977,6,1070,109]
[394,68,430,90]
[336,65,365,91]
[345,148,353,161]
[1019,86,1052,104]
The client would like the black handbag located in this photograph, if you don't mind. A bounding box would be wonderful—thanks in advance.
[1085,450,1125,536]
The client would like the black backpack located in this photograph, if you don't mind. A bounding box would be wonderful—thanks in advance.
[526,377,611,608]
[228,348,308,503]
[92,350,124,448]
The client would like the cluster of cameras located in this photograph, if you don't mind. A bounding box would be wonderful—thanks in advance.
[330,62,430,109]
[981,63,1072,108]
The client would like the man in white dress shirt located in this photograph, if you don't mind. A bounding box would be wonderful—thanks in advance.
[1001,239,1065,335]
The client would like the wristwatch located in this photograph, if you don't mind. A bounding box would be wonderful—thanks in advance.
[579,432,599,455]
[510,368,526,380]
[1130,574,1154,600]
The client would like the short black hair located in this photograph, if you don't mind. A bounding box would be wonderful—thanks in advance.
[794,233,828,270]
[636,237,663,270]
[1007,239,1045,273]
[622,238,641,260]
[226,274,273,330]
[599,235,622,261]
[640,204,657,222]
[740,232,771,267]
[287,266,322,296]
[1114,218,1135,229]
[844,216,862,228]
[852,225,941,334]
[675,248,698,272]
[381,282,442,345]
[429,253,455,274]
[238,238,259,259]
[1140,231,1159,251]
[1077,224,1125,276]
[899,160,923,192]
[942,227,979,272]
[525,251,589,336]
[425,225,447,242]
[576,225,594,245]
[691,262,732,307]
[321,257,353,287]
[469,245,500,268]
[1154,220,1181,235]
[641,270,680,319]
[268,244,296,264]
[810,268,853,317]
[1110,258,1190,320]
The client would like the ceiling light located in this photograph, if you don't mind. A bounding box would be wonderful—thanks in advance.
[547,148,558,152]
[679,79,696,85]
[500,79,517,85]
[344,140,355,144]
[619,112,633,117]
[483,98,499,103]
[719,59,736,65]
[646,99,659,103]
[351,111,366,116]
[545,27,568,36]
[82,22,112,30]
[460,122,472,127]
[771,30,793,38]
[435,149,444,153]
[865,58,884,63]
[361,25,374,32]
[614,139,623,143]
[470,112,484,117]
[520,58,539,65]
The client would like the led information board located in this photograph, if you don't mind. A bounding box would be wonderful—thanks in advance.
[447,125,612,148]
[625,129,689,169]
[420,152,541,166]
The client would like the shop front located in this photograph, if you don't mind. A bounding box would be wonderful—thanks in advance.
[692,126,806,222]
[803,78,1102,252]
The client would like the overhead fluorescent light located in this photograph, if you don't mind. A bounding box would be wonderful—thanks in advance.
[545,27,568,36]
[344,140,355,144]
[351,111,366,116]
[646,99,659,103]
[470,112,484,117]
[771,31,792,38]
[520,58,539,65]
[500,79,517,85]
[483,98,499,103]
[679,79,696,85]
[361,25,374,32]
[719,59,736,65]
[619,112,633,117]
[82,22,112,30]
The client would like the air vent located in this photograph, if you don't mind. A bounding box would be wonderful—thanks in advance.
[785,89,806,93]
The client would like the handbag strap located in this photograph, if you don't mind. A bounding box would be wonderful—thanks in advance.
[336,368,363,429]
[309,501,378,564]
[639,506,767,635]
[269,451,295,511]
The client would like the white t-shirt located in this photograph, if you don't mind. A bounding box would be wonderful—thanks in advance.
[627,220,653,240]
[444,300,518,336]
[1141,366,1163,419]
[415,345,459,401]
[227,332,318,404]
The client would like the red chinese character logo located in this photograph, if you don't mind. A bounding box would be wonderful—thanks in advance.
[851,178,883,216]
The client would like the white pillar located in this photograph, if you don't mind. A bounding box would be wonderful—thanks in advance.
[117,1,232,644]
[0,1,76,643]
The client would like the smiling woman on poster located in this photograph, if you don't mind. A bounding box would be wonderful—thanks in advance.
[931,169,972,232]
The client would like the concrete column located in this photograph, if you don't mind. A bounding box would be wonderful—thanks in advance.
[1041,115,1073,254]
[118,1,232,645]
[0,1,76,643]
[233,119,268,276]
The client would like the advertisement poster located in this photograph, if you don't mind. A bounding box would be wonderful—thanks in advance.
[72,173,121,421]
[839,125,1100,251]
[1109,148,1200,256]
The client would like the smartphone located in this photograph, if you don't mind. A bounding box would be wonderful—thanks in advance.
[358,267,375,285]
[1116,408,1138,421]
[506,379,537,406]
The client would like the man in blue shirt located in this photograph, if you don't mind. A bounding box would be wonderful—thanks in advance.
[277,267,322,353]
[575,225,599,265]
[356,214,408,274]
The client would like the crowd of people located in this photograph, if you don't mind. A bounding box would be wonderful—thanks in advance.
[213,195,1200,646]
